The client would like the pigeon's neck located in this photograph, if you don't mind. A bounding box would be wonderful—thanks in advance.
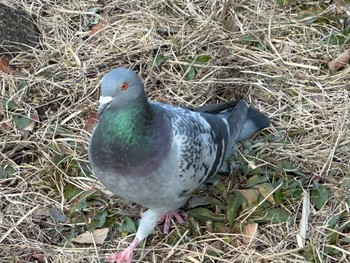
[90,97,171,177]
[91,96,171,177]
[100,96,154,147]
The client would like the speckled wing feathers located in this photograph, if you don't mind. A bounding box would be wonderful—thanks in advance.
[156,103,231,193]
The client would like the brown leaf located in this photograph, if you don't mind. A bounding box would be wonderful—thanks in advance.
[90,19,105,35]
[0,56,14,74]
[30,113,40,122]
[35,208,50,217]
[237,189,260,206]
[328,50,350,73]
[71,228,109,244]
[85,111,99,131]
[253,183,276,205]
[0,120,12,133]
[242,223,258,244]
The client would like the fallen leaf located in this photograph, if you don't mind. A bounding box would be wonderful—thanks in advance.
[85,111,98,131]
[242,223,258,244]
[311,182,329,210]
[71,228,109,244]
[0,120,12,133]
[149,54,166,69]
[253,183,276,205]
[0,55,14,74]
[182,64,197,81]
[90,19,105,35]
[254,208,291,223]
[226,191,245,226]
[35,208,50,217]
[30,112,40,122]
[328,50,350,73]
[189,207,226,222]
[49,207,67,223]
[237,189,260,206]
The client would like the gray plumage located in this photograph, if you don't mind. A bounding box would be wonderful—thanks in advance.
[88,67,270,262]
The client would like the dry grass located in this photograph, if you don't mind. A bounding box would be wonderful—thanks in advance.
[1,0,350,262]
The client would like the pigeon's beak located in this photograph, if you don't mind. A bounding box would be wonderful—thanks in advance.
[98,95,113,113]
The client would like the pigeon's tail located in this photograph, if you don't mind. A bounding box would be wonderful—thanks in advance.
[238,104,270,141]
[194,99,269,156]
[196,100,269,138]
[197,100,269,157]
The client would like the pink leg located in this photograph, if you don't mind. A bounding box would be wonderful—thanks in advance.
[158,211,185,235]
[105,237,139,263]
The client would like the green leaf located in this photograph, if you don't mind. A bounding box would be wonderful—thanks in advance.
[149,54,166,68]
[0,164,16,179]
[117,217,137,234]
[288,128,307,137]
[17,80,28,90]
[39,70,55,79]
[213,221,230,233]
[327,214,341,228]
[188,195,224,209]
[311,182,328,210]
[255,208,290,223]
[88,210,108,231]
[189,207,225,222]
[276,0,289,7]
[340,178,350,190]
[242,35,260,43]
[346,196,350,206]
[272,181,284,204]
[188,217,201,236]
[70,198,88,214]
[324,34,347,45]
[2,99,17,110]
[49,207,67,223]
[340,236,350,244]
[193,54,211,64]
[13,115,32,131]
[64,183,83,202]
[245,174,269,188]
[183,65,197,80]
[49,125,74,137]
[226,191,245,226]
[328,232,339,245]
[239,163,266,176]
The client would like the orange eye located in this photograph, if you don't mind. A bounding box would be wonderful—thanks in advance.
[121,82,128,90]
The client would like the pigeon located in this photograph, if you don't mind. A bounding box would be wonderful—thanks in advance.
[88,67,270,263]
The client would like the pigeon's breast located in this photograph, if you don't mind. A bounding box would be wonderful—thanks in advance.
[89,104,229,211]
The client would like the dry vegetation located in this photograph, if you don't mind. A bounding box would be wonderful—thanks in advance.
[1,0,349,262]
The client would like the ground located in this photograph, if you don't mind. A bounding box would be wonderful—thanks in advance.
[0,0,349,262]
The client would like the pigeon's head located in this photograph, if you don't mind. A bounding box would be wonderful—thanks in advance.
[98,67,145,113]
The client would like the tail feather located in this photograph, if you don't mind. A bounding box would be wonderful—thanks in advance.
[194,101,239,114]
[194,99,270,141]
[238,106,270,140]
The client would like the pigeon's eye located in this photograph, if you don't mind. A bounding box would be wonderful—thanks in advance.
[121,82,128,90]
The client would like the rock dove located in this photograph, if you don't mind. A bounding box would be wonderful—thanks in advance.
[88,67,270,263]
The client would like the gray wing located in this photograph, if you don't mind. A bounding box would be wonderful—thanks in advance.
[153,102,231,190]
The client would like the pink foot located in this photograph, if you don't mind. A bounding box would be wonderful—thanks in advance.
[158,211,185,234]
[105,238,139,263]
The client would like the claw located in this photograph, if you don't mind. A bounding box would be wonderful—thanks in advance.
[105,238,139,263]
[158,211,185,235]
